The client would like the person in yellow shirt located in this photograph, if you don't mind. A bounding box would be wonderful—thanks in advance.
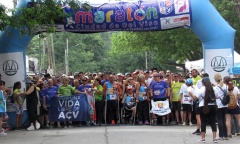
[191,69,202,85]
[171,73,183,125]
[13,81,25,130]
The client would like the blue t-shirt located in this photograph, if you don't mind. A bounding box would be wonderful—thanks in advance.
[151,81,169,98]
[39,89,45,104]
[105,82,118,101]
[0,90,6,112]
[138,85,148,101]
[78,84,92,92]
[43,86,58,105]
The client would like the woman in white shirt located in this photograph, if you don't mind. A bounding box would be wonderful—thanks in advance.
[214,73,228,140]
[224,76,240,138]
[189,77,218,143]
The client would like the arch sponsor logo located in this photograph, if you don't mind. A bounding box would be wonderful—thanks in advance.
[211,56,227,72]
[3,60,19,76]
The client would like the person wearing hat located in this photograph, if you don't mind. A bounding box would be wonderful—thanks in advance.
[189,77,218,143]
[21,78,41,131]
[179,78,195,126]
[122,85,136,124]
[214,73,228,140]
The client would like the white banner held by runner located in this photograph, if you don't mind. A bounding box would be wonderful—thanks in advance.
[205,49,233,84]
[150,99,171,116]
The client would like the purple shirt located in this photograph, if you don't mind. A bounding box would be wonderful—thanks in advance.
[151,81,169,98]
[78,84,92,92]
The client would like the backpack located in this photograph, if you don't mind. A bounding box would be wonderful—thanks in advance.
[207,90,216,103]
[218,86,230,105]
[228,91,237,109]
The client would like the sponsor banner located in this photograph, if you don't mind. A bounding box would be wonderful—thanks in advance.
[150,99,171,116]
[160,14,190,29]
[49,95,89,122]
[0,52,26,111]
[205,49,233,84]
[63,0,192,32]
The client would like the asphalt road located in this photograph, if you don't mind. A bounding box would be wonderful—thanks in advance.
[0,125,239,144]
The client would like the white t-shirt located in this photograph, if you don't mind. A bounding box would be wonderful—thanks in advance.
[195,86,218,107]
[214,84,228,108]
[180,84,194,105]
[145,77,152,86]
[196,79,203,89]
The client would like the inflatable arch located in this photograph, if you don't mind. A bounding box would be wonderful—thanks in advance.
[0,0,236,88]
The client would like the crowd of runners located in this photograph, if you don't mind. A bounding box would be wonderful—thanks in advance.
[0,69,240,143]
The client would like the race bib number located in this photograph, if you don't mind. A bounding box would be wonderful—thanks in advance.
[154,90,160,95]
[110,94,117,100]
[184,97,189,101]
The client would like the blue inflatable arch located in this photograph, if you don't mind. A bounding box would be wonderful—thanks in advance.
[0,0,236,86]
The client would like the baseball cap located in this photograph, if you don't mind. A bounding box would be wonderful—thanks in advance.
[144,70,149,73]
[186,78,193,85]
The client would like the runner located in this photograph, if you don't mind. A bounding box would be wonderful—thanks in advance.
[122,85,136,124]
[179,78,194,126]
[92,78,104,126]
[224,76,240,138]
[103,75,122,125]
[214,73,228,140]
[42,79,58,128]
[12,81,24,130]
[136,74,149,125]
[21,78,41,131]
[171,73,183,125]
[0,81,7,136]
[150,72,170,125]
[189,77,218,143]
[57,77,75,128]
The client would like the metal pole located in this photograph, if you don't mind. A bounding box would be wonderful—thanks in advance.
[43,38,46,73]
[66,38,69,75]
[145,51,148,70]
[38,34,41,77]
[51,34,56,76]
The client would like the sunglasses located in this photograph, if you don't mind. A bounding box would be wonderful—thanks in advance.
[82,80,87,82]
[174,76,179,77]
[153,76,159,78]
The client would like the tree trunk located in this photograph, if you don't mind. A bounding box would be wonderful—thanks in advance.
[233,0,240,18]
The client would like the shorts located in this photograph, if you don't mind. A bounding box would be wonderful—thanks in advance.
[182,104,192,112]
[227,106,240,115]
[172,101,181,111]
[13,103,23,114]
[0,112,3,118]
[40,105,49,115]
[194,101,200,115]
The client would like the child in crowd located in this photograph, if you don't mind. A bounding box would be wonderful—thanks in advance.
[0,81,7,136]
